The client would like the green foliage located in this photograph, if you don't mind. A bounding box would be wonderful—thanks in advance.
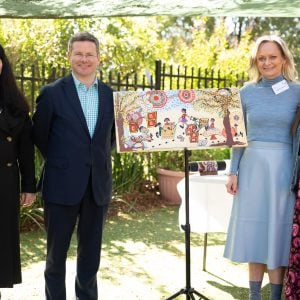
[0,16,250,80]
[4,16,297,229]
[175,17,252,78]
[155,148,230,172]
[112,149,145,195]
[155,150,185,172]
[112,149,168,192]
[19,150,45,231]
[20,199,44,232]
[228,17,300,75]
[191,148,230,161]
[34,149,44,179]
[0,17,172,76]
[2,16,299,78]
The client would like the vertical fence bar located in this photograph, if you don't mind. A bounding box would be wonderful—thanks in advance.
[204,69,208,88]
[108,71,113,88]
[48,67,56,84]
[162,63,166,90]
[41,65,46,87]
[30,65,35,114]
[197,68,201,89]
[142,74,146,90]
[173,64,177,89]
[150,74,154,89]
[125,74,129,91]
[235,73,239,87]
[218,70,221,88]
[20,64,25,93]
[134,73,138,90]
[155,60,161,90]
[184,65,187,89]
[117,73,121,91]
[61,68,66,78]
[169,64,173,90]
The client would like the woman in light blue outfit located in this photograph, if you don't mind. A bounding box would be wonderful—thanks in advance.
[224,35,300,300]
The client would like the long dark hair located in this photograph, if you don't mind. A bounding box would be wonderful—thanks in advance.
[0,44,29,116]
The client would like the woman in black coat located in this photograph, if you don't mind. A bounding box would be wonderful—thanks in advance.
[0,44,36,293]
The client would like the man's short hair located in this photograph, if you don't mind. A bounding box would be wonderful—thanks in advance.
[68,32,100,54]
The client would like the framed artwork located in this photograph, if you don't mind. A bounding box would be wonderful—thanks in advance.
[113,88,247,153]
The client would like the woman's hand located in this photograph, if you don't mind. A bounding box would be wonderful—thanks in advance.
[225,175,238,195]
[20,193,36,207]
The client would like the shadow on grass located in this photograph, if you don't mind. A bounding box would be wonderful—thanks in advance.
[20,230,46,267]
[103,206,225,249]
[99,206,227,296]
[207,280,270,299]
[20,206,233,298]
[101,206,212,265]
[20,205,224,267]
[206,270,271,300]
[208,280,248,299]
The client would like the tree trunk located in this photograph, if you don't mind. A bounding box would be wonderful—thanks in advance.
[223,110,234,146]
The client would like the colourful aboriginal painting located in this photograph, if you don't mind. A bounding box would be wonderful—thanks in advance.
[113,88,247,153]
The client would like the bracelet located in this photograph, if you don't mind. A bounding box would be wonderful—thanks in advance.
[226,172,238,176]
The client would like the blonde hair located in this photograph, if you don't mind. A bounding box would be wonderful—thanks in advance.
[248,35,297,82]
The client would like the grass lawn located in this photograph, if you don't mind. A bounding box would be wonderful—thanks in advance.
[2,206,272,299]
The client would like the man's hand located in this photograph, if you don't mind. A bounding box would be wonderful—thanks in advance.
[20,193,36,207]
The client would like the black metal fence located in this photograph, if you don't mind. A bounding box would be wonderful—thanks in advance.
[15,60,248,113]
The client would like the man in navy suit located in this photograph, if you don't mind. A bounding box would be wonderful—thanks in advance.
[33,32,115,300]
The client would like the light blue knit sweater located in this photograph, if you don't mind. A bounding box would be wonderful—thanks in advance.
[229,75,300,175]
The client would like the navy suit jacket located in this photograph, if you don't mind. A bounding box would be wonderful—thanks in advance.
[33,74,115,206]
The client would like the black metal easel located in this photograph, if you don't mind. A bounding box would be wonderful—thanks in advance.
[166,148,209,300]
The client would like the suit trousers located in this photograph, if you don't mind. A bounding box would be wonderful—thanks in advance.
[44,179,109,300]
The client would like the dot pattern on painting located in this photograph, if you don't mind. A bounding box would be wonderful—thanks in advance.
[178,90,195,103]
[148,91,168,108]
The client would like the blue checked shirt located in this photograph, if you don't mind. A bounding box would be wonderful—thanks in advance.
[72,74,99,137]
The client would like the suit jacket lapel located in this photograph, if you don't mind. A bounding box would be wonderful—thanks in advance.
[62,75,90,137]
[93,80,105,136]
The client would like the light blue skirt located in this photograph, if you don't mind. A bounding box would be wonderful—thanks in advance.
[224,141,295,270]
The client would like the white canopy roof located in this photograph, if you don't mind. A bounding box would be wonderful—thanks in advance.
[0,0,299,18]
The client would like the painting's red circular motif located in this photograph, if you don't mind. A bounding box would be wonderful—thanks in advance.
[178,90,195,103]
[148,91,168,108]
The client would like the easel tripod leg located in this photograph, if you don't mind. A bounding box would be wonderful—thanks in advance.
[203,233,208,271]
[165,148,209,300]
